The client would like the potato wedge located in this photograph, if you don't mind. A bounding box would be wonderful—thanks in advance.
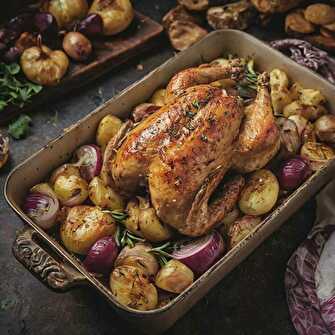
[270,69,292,114]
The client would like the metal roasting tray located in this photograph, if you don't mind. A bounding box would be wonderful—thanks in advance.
[5,30,335,334]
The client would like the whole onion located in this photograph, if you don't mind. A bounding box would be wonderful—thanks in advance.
[172,230,225,275]
[83,236,119,274]
[62,32,92,62]
[34,12,58,37]
[23,183,60,229]
[73,144,102,181]
[315,114,335,144]
[278,156,312,191]
[77,14,103,37]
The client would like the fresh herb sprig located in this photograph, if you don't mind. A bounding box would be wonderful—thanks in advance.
[236,59,259,99]
[8,114,32,139]
[114,224,146,248]
[149,242,174,266]
[0,63,42,111]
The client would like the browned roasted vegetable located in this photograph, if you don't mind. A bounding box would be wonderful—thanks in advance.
[15,32,37,54]
[21,43,69,86]
[250,0,304,14]
[167,20,207,51]
[285,9,315,34]
[228,215,262,248]
[315,115,335,144]
[89,0,134,36]
[207,0,256,31]
[304,4,335,26]
[41,0,88,29]
[306,35,335,52]
[324,22,335,32]
[301,141,335,171]
[177,0,208,12]
[0,133,9,169]
[62,32,92,62]
[162,5,199,30]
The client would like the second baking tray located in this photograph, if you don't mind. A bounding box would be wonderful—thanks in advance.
[5,30,335,333]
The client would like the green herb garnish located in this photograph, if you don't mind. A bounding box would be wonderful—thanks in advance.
[192,100,200,109]
[236,59,259,99]
[0,63,42,111]
[149,242,174,266]
[8,114,32,139]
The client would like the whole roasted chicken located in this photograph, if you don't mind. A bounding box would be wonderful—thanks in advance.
[103,61,280,237]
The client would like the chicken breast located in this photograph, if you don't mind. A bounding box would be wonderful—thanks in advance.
[148,90,244,236]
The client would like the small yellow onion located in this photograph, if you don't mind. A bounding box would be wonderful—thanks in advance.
[300,142,335,171]
[20,44,69,86]
[155,259,194,294]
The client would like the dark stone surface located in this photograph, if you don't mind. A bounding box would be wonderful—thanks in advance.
[0,1,316,334]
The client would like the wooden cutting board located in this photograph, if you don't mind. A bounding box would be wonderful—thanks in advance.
[0,12,163,124]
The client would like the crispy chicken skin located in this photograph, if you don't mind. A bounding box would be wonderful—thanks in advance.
[148,93,244,236]
[233,73,280,173]
[111,85,228,195]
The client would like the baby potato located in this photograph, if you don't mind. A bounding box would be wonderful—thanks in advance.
[299,88,326,107]
[50,164,80,185]
[89,176,125,211]
[270,69,292,114]
[149,89,167,107]
[155,260,194,294]
[228,215,262,248]
[138,197,172,242]
[96,114,123,151]
[283,100,327,121]
[290,82,303,101]
[60,205,116,254]
[115,243,159,277]
[301,142,335,171]
[110,265,158,311]
[53,174,88,206]
[239,169,279,216]
[123,198,143,237]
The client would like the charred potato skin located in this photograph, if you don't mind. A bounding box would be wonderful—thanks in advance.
[155,260,194,294]
[110,265,158,311]
[60,205,116,255]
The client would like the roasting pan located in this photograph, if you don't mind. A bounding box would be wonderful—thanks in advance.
[5,30,335,334]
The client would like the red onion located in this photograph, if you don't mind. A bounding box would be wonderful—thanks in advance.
[77,14,103,37]
[23,183,59,229]
[74,144,102,181]
[172,230,225,275]
[278,156,312,191]
[83,236,119,274]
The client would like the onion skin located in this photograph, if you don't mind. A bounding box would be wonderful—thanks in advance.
[78,14,103,36]
[74,144,102,181]
[83,236,118,274]
[278,157,312,191]
[24,183,60,229]
[172,230,225,275]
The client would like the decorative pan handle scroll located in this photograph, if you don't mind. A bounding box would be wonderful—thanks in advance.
[12,226,86,292]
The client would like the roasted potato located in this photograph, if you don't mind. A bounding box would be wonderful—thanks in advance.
[299,88,326,107]
[150,89,167,107]
[110,265,158,311]
[250,0,304,14]
[289,82,303,101]
[138,197,172,242]
[96,114,123,151]
[162,5,200,30]
[283,100,327,121]
[60,205,116,254]
[288,115,308,137]
[301,142,335,171]
[304,4,335,25]
[89,176,125,211]
[115,243,159,277]
[89,0,134,36]
[123,198,143,236]
[167,20,208,51]
[285,9,315,34]
[228,215,262,248]
[177,0,208,11]
[239,169,279,216]
[53,171,88,206]
[221,207,240,230]
[270,69,292,114]
[155,260,194,294]
[315,115,335,143]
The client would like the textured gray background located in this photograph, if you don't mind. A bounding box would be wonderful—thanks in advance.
[0,1,316,334]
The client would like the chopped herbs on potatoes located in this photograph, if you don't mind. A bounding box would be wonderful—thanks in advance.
[0,63,42,111]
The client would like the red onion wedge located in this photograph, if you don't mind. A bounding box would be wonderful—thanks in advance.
[83,236,119,275]
[23,183,59,229]
[74,144,102,181]
[172,230,225,275]
[278,156,311,191]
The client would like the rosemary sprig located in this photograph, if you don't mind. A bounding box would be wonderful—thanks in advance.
[236,58,259,99]
[102,209,128,223]
[114,223,145,248]
[149,242,174,267]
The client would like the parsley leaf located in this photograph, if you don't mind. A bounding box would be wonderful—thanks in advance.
[0,63,42,111]
[8,114,32,140]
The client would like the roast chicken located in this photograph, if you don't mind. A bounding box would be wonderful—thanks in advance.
[103,61,280,237]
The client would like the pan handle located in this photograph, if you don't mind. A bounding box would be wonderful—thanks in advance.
[12,226,87,292]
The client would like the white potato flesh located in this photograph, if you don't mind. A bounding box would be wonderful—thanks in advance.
[239,169,279,216]
[110,265,158,311]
